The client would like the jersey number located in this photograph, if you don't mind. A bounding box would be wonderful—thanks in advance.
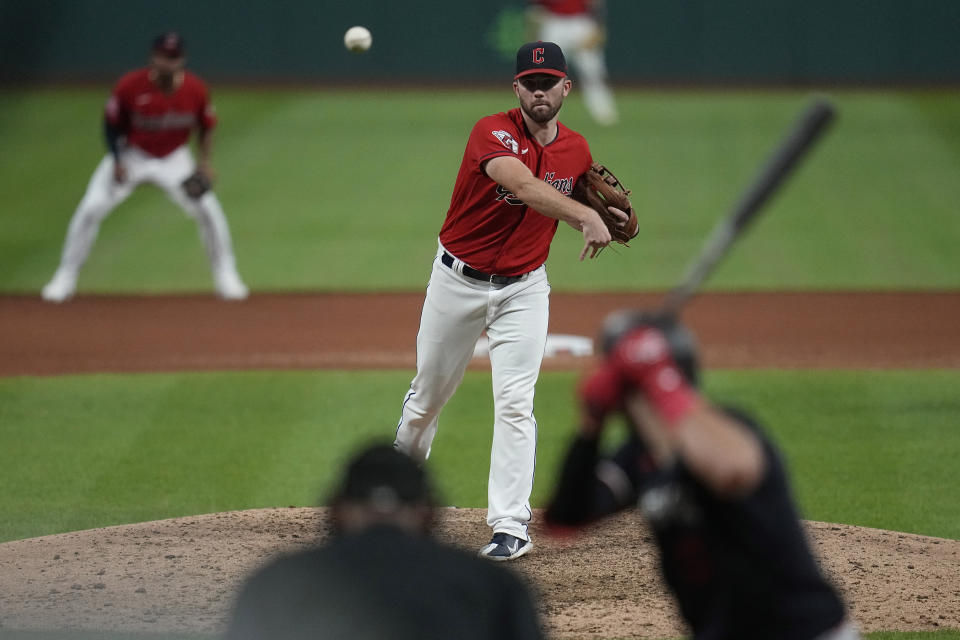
[495,184,524,206]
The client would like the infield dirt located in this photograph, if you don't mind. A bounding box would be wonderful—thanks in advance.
[2,291,959,375]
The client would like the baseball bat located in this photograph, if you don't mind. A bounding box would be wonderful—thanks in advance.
[659,98,836,316]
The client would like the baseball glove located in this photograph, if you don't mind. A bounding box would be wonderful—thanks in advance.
[571,162,639,245]
[182,171,212,199]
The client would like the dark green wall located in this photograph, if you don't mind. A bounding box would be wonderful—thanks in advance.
[2,1,957,84]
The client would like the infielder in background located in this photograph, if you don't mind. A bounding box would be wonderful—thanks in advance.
[545,312,861,639]
[394,41,627,561]
[528,0,619,126]
[42,32,248,302]
[225,444,544,640]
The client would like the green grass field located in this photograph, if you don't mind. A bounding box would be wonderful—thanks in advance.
[1,88,957,638]
[1,88,958,293]
[2,369,957,544]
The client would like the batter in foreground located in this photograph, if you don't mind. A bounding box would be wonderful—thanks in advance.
[546,311,861,639]
[393,41,627,561]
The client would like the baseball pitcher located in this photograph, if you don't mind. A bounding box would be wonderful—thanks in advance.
[393,42,631,561]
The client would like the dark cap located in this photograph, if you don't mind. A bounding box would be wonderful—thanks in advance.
[152,32,185,58]
[333,444,433,508]
[515,41,567,79]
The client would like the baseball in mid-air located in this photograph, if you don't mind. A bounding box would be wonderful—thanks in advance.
[344,26,372,53]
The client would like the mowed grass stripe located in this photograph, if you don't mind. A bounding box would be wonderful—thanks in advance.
[1,369,958,543]
[1,89,958,293]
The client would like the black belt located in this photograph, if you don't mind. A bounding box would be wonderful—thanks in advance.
[441,252,525,285]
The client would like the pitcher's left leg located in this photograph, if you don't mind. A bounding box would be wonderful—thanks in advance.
[484,274,550,545]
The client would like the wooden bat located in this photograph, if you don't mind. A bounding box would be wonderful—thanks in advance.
[660,98,837,316]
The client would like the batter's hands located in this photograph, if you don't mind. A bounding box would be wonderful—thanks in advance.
[579,210,613,260]
[610,327,699,426]
[613,326,695,386]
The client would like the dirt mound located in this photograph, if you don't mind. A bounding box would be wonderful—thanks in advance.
[1,508,957,638]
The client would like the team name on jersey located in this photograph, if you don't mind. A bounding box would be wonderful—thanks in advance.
[543,171,574,196]
[131,111,197,131]
[494,171,577,207]
[497,171,573,206]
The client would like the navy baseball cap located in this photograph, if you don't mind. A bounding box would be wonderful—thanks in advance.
[515,41,567,79]
[152,32,185,58]
[333,444,434,507]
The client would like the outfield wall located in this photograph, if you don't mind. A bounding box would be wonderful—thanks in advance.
[1,1,958,84]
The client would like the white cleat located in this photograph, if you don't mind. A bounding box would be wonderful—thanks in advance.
[215,270,249,300]
[41,269,78,303]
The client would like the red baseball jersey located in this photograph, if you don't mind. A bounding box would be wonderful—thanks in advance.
[533,0,591,15]
[439,108,592,276]
[105,68,216,158]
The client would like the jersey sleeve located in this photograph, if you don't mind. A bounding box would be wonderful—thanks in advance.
[465,114,522,171]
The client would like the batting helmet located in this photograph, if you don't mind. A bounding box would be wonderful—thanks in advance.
[599,310,700,387]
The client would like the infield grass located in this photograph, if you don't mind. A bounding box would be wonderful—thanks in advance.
[1,369,957,544]
[1,88,959,294]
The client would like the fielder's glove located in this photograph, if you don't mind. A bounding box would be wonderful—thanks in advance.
[182,171,212,199]
[571,162,639,245]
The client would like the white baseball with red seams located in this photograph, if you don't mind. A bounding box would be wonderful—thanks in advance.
[343,26,372,53]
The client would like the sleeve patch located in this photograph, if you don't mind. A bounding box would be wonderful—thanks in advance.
[491,129,519,155]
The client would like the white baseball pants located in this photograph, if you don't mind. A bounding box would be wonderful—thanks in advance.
[50,145,242,290]
[394,243,550,541]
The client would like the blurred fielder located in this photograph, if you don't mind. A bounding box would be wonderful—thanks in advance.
[528,0,619,125]
[42,32,247,302]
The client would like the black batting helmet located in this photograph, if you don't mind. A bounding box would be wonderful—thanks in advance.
[599,310,700,387]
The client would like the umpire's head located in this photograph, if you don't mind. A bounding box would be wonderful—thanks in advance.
[329,443,435,535]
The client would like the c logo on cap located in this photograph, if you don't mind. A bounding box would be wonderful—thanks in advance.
[532,47,545,64]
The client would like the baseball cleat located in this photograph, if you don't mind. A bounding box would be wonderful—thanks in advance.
[41,269,78,303]
[214,270,249,300]
[478,532,533,561]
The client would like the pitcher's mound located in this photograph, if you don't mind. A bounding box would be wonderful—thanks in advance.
[1,508,958,637]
